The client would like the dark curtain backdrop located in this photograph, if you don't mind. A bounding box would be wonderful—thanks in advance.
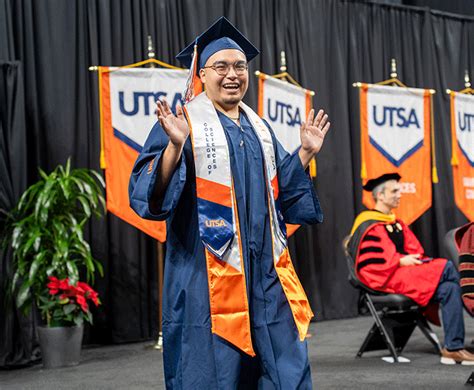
[0,62,40,367]
[0,0,473,367]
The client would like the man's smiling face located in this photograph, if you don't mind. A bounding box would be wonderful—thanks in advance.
[199,49,249,111]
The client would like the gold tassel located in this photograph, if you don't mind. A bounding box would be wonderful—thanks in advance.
[432,166,439,184]
[429,94,437,184]
[449,92,459,167]
[361,161,367,180]
[100,151,106,169]
[309,158,317,178]
[98,67,107,169]
[451,153,459,166]
[359,87,367,180]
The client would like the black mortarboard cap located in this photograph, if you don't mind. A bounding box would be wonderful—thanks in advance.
[176,17,259,70]
[362,173,401,192]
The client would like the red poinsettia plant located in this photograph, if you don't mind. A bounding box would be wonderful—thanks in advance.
[37,276,101,327]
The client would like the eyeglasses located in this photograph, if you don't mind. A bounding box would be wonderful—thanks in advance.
[201,61,248,76]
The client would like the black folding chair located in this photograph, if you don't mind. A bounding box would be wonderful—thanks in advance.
[342,236,442,362]
[443,228,460,269]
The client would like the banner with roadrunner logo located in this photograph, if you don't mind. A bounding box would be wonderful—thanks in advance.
[359,84,433,224]
[450,92,474,221]
[99,67,187,242]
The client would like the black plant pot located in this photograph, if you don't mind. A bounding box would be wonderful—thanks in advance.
[37,325,84,368]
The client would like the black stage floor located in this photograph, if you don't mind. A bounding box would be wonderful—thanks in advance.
[1,314,473,389]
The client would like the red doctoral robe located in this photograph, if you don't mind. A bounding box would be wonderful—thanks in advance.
[352,217,446,306]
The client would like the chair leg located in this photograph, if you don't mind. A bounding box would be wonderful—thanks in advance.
[363,294,399,362]
[357,323,379,358]
[416,314,442,354]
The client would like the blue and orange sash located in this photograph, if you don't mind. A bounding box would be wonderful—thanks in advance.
[184,92,313,356]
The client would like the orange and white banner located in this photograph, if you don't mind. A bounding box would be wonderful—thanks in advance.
[257,75,312,154]
[257,74,313,235]
[99,67,187,242]
[450,92,474,221]
[360,84,433,224]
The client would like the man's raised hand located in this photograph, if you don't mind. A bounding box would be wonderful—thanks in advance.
[156,99,189,148]
[298,108,330,168]
[300,109,330,156]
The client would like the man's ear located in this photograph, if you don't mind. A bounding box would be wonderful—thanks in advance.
[199,69,206,84]
[376,190,384,202]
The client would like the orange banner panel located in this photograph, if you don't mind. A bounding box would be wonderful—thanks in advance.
[360,85,432,225]
[100,70,166,242]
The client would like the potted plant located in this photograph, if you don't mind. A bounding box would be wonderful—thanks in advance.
[2,159,105,368]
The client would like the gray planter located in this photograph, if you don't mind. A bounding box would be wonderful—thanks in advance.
[37,325,84,368]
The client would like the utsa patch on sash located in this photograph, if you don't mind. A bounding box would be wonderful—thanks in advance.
[359,84,434,225]
[129,16,330,389]
[99,67,187,242]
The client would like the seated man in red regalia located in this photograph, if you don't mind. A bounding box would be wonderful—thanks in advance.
[348,173,474,365]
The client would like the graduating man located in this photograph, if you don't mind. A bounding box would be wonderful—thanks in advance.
[347,173,474,365]
[129,17,330,388]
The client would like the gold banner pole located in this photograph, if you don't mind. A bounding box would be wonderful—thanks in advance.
[146,34,164,351]
[154,241,164,350]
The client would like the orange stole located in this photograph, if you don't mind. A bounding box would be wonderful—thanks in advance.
[186,95,313,356]
[275,248,314,340]
[185,102,255,356]
[203,185,255,357]
[196,176,254,355]
[268,171,313,341]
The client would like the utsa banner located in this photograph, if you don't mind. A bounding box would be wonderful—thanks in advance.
[360,84,433,224]
[450,92,474,221]
[257,74,312,153]
[257,74,313,236]
[99,67,188,242]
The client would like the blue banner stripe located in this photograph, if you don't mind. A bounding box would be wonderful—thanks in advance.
[369,137,423,167]
[113,128,143,153]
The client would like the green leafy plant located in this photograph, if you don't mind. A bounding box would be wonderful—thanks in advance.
[2,159,105,325]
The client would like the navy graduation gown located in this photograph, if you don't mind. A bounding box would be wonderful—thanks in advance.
[129,109,323,389]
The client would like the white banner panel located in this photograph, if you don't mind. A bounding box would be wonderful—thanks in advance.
[366,85,426,167]
[109,68,187,150]
[454,93,474,166]
[259,76,310,153]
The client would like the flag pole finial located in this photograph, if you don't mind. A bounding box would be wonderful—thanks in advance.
[390,58,398,79]
[147,36,157,68]
[280,51,287,73]
[464,70,471,88]
[147,35,155,59]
